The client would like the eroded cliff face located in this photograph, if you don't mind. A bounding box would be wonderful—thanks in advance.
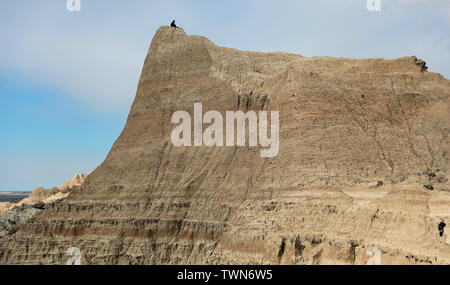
[1,26,449,265]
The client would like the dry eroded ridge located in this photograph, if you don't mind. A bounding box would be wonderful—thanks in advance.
[1,26,449,265]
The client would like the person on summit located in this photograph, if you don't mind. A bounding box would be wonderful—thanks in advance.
[170,20,178,30]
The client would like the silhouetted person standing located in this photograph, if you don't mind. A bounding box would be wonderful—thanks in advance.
[439,221,446,237]
[171,20,178,30]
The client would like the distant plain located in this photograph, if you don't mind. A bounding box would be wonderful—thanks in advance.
[0,192,31,203]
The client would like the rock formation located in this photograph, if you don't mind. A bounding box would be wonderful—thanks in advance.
[0,202,13,214]
[0,203,46,238]
[57,174,88,191]
[0,26,449,265]
[16,174,87,206]
[16,187,62,206]
[0,174,87,238]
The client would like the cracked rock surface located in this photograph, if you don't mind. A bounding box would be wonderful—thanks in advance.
[0,203,45,237]
[0,26,449,264]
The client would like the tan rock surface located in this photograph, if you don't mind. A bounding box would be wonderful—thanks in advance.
[41,192,69,203]
[16,174,87,206]
[16,187,61,206]
[0,26,449,264]
[0,202,13,214]
[57,174,87,191]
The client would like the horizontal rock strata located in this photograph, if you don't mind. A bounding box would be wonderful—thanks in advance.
[1,27,449,264]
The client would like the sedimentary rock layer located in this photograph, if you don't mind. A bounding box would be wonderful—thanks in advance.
[1,26,449,264]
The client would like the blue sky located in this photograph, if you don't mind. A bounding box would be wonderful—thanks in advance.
[1,0,449,191]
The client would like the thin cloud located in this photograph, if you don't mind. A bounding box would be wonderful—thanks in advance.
[1,0,449,117]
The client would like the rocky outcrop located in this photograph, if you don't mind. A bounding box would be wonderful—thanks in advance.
[16,174,87,207]
[0,26,449,265]
[17,187,61,206]
[413,56,428,72]
[0,203,46,237]
[57,174,87,191]
[0,202,13,214]
[0,174,87,239]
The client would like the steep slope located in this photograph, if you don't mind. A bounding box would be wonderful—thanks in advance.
[1,26,449,264]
